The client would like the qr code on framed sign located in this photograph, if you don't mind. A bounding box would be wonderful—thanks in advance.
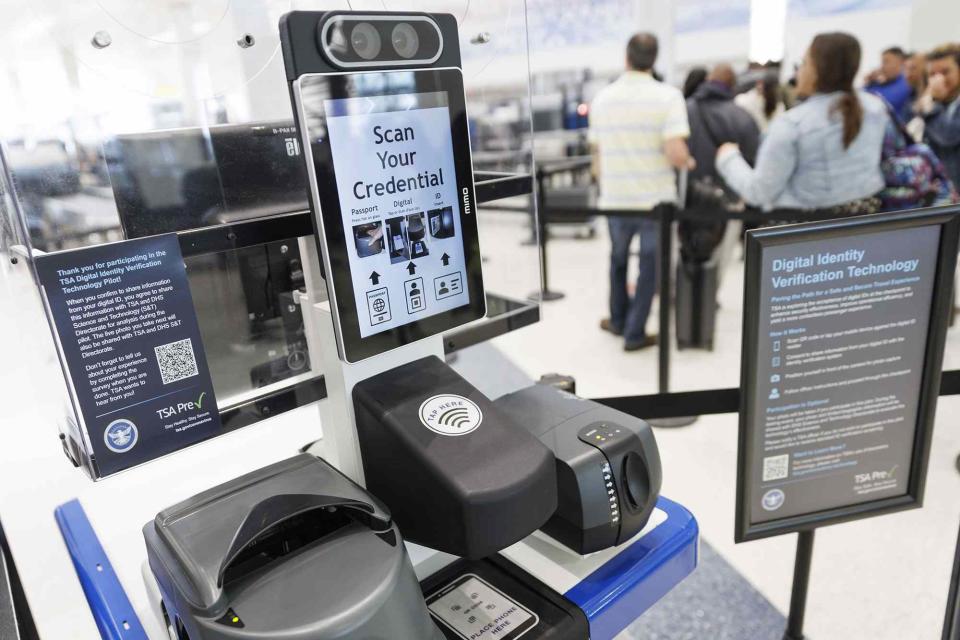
[763,454,789,482]
[155,338,199,385]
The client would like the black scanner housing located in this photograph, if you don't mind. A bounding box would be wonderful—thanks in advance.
[353,356,558,559]
[495,384,663,555]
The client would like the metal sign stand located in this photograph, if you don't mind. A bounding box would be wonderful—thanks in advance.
[783,529,815,640]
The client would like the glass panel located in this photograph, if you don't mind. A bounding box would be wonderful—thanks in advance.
[185,238,313,404]
[0,145,88,471]
[519,0,960,399]
[0,150,26,261]
[0,1,323,415]
[455,1,542,339]
[0,0,539,476]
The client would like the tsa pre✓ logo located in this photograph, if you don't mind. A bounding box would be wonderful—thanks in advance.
[419,394,483,437]
[104,419,139,453]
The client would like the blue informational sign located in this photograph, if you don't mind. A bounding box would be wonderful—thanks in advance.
[36,234,221,476]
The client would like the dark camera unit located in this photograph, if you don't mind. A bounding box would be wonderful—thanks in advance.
[280,11,462,79]
[495,384,662,555]
[319,14,443,67]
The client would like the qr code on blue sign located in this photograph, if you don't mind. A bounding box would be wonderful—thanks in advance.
[155,338,199,385]
[763,454,789,482]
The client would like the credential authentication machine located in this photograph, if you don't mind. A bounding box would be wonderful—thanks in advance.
[143,10,665,640]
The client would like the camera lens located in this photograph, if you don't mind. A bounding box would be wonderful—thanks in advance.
[350,22,381,60]
[391,23,420,59]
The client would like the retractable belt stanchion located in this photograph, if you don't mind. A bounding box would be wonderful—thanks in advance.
[531,160,695,425]
[647,195,697,428]
[658,205,671,390]
[531,167,565,301]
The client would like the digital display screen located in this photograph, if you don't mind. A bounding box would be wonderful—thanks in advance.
[294,68,485,362]
[427,575,538,640]
[324,91,470,338]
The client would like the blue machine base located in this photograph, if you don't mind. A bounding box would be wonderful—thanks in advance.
[564,496,699,640]
[54,499,149,640]
[55,495,697,640]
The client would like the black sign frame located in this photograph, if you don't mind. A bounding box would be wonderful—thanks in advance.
[736,206,960,543]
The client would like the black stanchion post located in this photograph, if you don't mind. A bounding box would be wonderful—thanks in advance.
[784,529,816,640]
[530,167,565,302]
[658,204,672,392]
[648,204,697,428]
[523,168,539,246]
[942,517,960,639]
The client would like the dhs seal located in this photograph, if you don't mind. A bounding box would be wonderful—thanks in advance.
[761,488,785,511]
[419,394,483,437]
[104,419,138,453]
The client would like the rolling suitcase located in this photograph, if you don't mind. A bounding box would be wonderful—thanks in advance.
[676,258,718,350]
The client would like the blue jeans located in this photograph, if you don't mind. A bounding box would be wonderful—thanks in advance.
[608,215,658,343]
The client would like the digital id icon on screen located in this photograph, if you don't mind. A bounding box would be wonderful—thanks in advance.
[405,277,426,314]
[434,272,463,300]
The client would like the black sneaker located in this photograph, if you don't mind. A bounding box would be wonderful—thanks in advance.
[624,335,658,352]
[600,318,623,336]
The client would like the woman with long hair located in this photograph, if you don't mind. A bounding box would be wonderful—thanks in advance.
[734,70,785,134]
[716,32,888,214]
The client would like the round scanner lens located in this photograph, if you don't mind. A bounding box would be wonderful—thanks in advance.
[350,22,382,60]
[391,23,420,59]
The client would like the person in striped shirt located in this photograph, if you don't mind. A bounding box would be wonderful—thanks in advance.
[589,33,692,351]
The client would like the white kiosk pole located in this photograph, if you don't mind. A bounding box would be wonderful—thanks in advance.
[296,238,444,486]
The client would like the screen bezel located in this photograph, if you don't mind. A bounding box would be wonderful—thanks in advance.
[293,67,485,362]
[735,207,960,543]
[425,573,540,640]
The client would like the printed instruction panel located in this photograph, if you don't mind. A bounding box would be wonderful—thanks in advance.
[35,234,221,476]
[325,91,470,337]
[427,575,537,640]
[749,225,940,524]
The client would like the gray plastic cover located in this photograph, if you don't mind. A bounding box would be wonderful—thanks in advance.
[145,453,390,610]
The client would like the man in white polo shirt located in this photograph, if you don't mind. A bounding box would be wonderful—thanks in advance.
[589,33,692,351]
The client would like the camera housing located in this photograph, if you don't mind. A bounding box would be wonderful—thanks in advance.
[280,11,462,80]
[320,14,443,68]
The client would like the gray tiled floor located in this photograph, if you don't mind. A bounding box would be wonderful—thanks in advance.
[618,541,786,639]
